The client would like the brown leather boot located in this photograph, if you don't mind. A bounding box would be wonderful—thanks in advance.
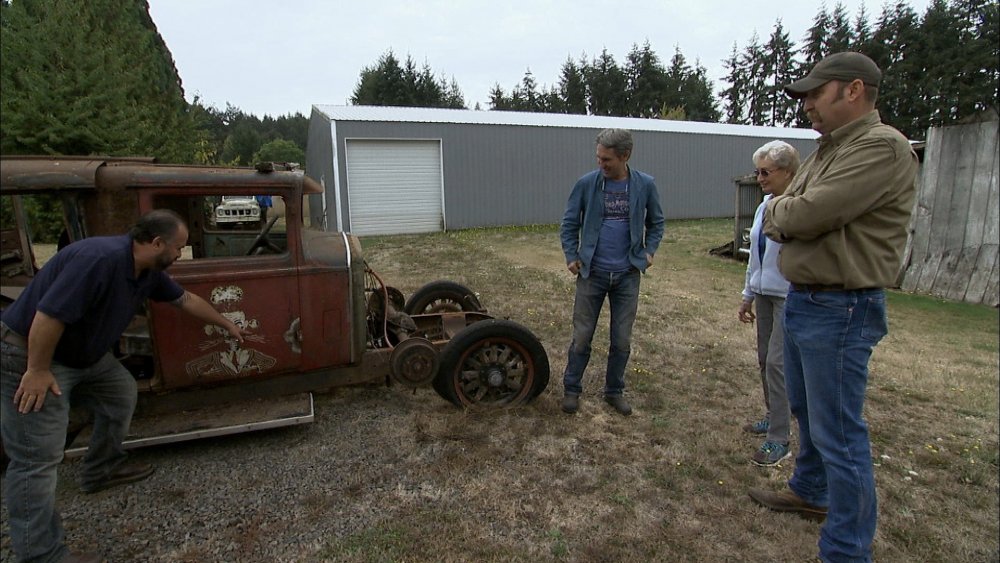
[748,488,827,522]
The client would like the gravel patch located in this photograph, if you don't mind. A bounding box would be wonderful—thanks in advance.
[1,384,455,562]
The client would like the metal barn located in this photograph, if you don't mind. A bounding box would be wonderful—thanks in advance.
[305,105,819,236]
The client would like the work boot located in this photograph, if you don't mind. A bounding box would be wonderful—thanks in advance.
[81,462,155,494]
[604,395,632,416]
[561,394,579,414]
[748,488,827,522]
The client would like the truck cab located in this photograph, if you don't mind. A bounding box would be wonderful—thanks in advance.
[0,156,549,456]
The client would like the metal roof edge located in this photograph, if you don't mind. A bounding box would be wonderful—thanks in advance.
[310,104,820,139]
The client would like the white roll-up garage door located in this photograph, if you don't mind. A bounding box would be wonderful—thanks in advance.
[345,139,443,235]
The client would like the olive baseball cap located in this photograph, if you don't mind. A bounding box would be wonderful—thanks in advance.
[784,52,882,99]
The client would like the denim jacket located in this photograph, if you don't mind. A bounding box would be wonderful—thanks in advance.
[742,194,789,301]
[560,167,665,279]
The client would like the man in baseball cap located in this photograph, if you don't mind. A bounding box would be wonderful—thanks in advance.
[784,51,883,98]
[749,52,918,563]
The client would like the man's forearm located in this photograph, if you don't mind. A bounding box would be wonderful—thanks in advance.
[175,291,238,330]
[26,311,65,372]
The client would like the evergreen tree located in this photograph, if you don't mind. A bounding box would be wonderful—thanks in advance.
[488,84,512,111]
[742,32,768,125]
[513,68,543,112]
[443,77,466,109]
[793,6,830,127]
[585,49,627,116]
[263,112,309,151]
[413,61,445,107]
[914,0,963,130]
[852,3,873,49]
[680,60,721,122]
[802,4,830,65]
[720,42,749,124]
[351,50,465,108]
[625,41,668,118]
[663,47,691,117]
[0,0,200,161]
[723,0,996,136]
[351,50,406,105]
[953,0,999,118]
[557,56,588,114]
[763,20,799,126]
[871,2,922,136]
[827,2,854,52]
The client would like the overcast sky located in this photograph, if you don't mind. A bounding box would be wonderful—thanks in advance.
[147,0,933,118]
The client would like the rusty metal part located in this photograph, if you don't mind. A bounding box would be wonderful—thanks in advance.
[389,337,440,387]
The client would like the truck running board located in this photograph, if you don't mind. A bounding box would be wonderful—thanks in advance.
[65,393,314,458]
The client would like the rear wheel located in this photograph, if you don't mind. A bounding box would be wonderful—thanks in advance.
[404,281,483,315]
[433,319,549,408]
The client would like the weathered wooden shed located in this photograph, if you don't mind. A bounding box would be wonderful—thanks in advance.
[305,105,818,236]
[901,115,999,306]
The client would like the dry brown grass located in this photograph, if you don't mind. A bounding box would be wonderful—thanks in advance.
[343,219,998,563]
[22,220,998,562]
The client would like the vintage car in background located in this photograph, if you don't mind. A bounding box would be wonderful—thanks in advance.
[213,194,262,227]
[0,156,549,459]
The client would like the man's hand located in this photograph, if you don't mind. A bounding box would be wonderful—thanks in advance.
[13,368,61,413]
[567,260,582,275]
[738,299,756,324]
[646,253,654,268]
[226,321,247,344]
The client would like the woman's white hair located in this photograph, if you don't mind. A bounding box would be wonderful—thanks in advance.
[753,140,800,173]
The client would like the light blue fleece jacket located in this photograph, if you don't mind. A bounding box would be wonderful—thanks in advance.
[743,194,789,300]
[560,167,665,279]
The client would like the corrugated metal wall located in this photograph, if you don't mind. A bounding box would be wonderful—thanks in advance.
[310,115,818,232]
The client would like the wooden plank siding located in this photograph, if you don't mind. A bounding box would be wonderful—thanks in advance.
[901,119,1000,306]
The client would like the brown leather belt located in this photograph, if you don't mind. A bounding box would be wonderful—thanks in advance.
[0,322,28,348]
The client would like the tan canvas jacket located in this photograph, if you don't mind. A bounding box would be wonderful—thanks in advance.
[763,110,918,289]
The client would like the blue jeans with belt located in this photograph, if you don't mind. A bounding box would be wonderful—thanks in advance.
[783,288,888,563]
[562,268,641,397]
[1,340,137,563]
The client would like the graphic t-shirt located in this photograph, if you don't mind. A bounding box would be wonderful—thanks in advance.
[591,178,631,272]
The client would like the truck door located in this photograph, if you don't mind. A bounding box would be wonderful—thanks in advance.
[143,191,303,389]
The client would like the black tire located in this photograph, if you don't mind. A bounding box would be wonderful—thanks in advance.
[404,280,484,315]
[433,319,549,408]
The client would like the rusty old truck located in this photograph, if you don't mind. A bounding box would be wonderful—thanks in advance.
[0,156,549,457]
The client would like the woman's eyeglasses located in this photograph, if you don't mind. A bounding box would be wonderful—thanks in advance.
[754,167,778,177]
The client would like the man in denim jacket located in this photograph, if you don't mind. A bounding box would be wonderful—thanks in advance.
[559,128,664,416]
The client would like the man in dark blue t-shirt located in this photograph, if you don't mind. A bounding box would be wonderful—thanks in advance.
[0,209,245,563]
[559,128,665,416]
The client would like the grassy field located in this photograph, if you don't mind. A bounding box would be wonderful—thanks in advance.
[17,219,999,562]
[347,218,998,562]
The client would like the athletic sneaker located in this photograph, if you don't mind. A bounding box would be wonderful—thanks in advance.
[751,441,792,466]
[743,419,769,435]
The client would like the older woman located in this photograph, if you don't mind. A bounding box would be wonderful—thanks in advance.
[738,140,800,466]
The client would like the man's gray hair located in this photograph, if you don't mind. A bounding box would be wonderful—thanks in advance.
[753,140,801,174]
[596,128,633,157]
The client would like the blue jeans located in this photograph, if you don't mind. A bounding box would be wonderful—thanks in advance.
[1,341,137,563]
[563,268,640,397]
[783,288,888,563]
